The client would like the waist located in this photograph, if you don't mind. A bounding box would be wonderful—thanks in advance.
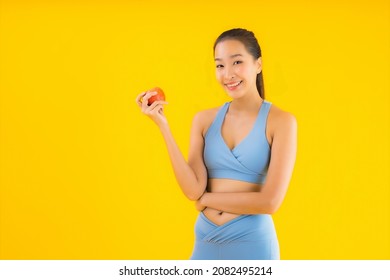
[207,178,262,193]
[204,178,263,226]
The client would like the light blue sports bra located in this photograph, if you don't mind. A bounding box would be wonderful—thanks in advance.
[203,101,272,184]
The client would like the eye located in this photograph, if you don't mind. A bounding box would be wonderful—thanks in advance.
[216,64,224,68]
[233,61,243,65]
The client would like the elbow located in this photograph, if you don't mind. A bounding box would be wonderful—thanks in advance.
[187,193,201,201]
[256,205,277,215]
[266,198,282,214]
[266,205,279,214]
[255,197,281,214]
[185,188,205,201]
[177,180,205,201]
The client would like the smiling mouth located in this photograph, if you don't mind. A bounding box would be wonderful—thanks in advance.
[225,80,243,88]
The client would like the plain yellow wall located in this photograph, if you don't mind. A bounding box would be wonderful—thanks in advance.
[0,0,389,259]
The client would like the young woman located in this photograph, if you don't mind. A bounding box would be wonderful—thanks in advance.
[135,28,297,260]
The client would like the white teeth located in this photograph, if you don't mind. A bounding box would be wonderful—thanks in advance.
[226,81,241,87]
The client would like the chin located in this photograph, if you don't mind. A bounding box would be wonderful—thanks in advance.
[226,93,245,100]
[224,88,245,99]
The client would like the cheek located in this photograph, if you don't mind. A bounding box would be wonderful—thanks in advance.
[237,66,250,76]
[240,67,257,80]
[227,65,243,78]
[216,70,223,81]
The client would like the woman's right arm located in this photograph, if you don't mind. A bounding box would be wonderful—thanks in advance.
[136,91,208,201]
[159,113,208,201]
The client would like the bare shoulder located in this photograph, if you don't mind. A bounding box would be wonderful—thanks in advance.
[268,103,297,137]
[192,105,223,137]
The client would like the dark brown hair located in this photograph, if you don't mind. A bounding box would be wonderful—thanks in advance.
[213,28,265,99]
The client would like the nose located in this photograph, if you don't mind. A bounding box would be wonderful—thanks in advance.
[224,66,235,80]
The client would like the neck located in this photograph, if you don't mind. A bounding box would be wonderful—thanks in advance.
[229,91,263,113]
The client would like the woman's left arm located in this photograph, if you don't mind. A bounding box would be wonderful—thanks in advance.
[198,112,297,215]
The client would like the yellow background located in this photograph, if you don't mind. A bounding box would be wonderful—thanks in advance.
[0,0,389,259]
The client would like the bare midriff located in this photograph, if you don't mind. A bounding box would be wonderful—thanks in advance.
[203,178,262,226]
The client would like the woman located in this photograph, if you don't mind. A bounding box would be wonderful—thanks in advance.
[135,28,297,260]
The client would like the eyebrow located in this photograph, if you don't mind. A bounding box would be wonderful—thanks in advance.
[214,54,243,61]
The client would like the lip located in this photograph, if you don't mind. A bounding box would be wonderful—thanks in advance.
[225,80,242,86]
[225,80,243,90]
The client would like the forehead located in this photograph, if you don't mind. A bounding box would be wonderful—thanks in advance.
[214,39,249,59]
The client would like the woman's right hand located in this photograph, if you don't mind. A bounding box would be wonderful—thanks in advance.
[195,198,207,212]
[135,90,169,127]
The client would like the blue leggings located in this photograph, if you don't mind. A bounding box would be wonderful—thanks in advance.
[190,212,280,260]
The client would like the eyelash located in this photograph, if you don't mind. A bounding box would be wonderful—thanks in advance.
[216,61,243,68]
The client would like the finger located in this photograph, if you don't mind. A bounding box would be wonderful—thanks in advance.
[141,92,153,110]
[141,92,159,107]
[143,91,158,100]
[156,105,164,115]
[135,91,147,105]
[136,91,158,106]
[136,92,151,109]
[158,107,163,114]
[148,103,163,113]
[148,100,168,109]
[148,104,165,115]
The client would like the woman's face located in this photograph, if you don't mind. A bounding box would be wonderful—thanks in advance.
[214,39,261,99]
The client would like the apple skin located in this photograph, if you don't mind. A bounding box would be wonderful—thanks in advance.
[146,87,165,106]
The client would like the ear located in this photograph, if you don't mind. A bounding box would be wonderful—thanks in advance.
[256,57,262,74]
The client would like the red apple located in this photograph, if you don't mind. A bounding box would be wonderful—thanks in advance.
[146,87,165,106]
